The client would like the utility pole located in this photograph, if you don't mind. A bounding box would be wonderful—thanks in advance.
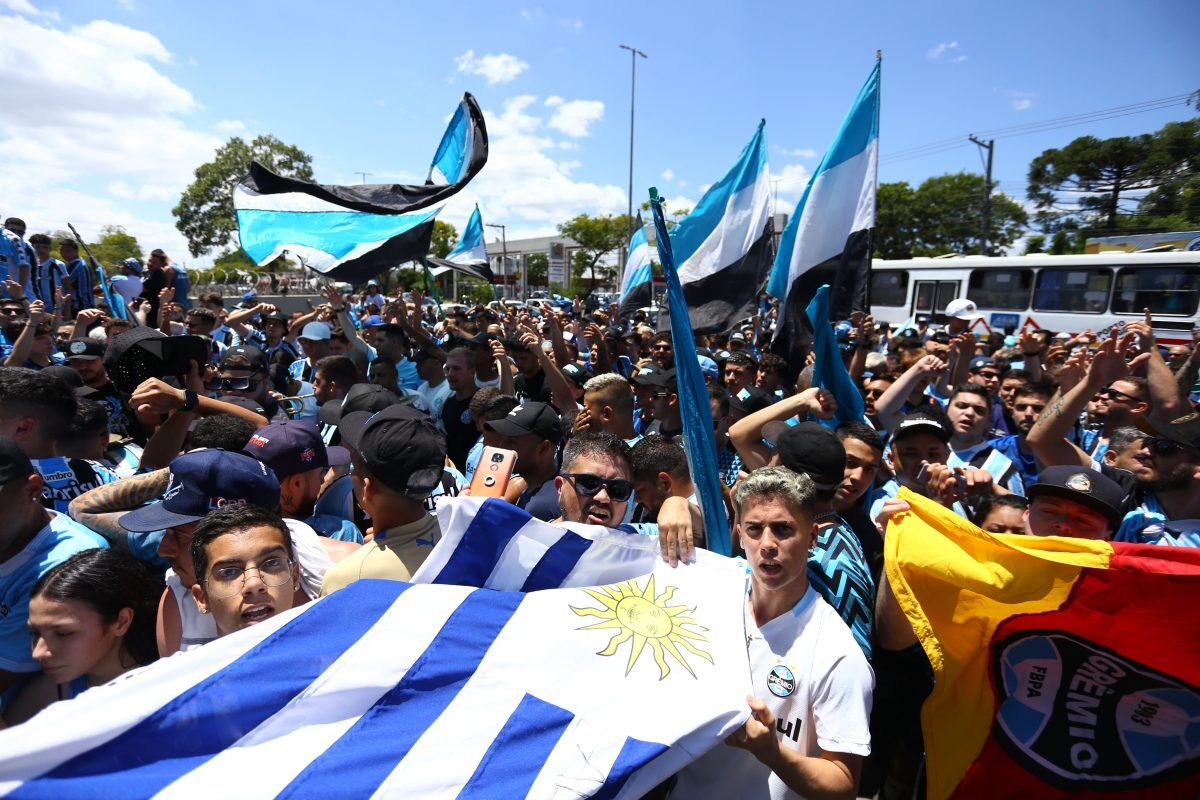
[486,223,507,299]
[619,44,648,241]
[355,171,372,185]
[968,136,994,256]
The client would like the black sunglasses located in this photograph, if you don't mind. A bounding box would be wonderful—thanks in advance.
[1098,385,1141,404]
[207,377,258,392]
[1148,437,1200,458]
[564,473,634,502]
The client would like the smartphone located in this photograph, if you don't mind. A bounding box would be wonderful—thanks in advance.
[469,447,517,498]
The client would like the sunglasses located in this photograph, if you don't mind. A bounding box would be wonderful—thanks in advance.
[564,473,634,502]
[1148,437,1200,458]
[207,377,258,392]
[1097,386,1141,404]
[650,343,673,351]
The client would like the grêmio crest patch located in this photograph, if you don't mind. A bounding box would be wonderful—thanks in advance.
[991,630,1200,790]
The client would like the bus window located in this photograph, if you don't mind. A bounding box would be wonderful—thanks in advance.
[870,271,907,306]
[967,269,1032,310]
[1033,268,1111,314]
[1111,266,1200,316]
[935,281,959,312]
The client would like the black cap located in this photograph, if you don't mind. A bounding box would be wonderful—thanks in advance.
[485,401,564,443]
[243,420,350,478]
[319,383,402,427]
[0,436,33,486]
[42,364,98,398]
[65,338,104,361]
[1028,466,1126,529]
[773,422,846,491]
[891,411,952,443]
[631,364,664,387]
[263,310,290,325]
[636,366,677,392]
[560,363,590,389]
[1137,411,1200,451]
[219,345,269,373]
[216,395,266,415]
[729,386,774,415]
[969,356,997,372]
[340,406,446,497]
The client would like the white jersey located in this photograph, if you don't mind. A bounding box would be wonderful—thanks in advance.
[670,587,873,800]
[167,519,332,652]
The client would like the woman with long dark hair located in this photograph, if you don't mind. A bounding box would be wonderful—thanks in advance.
[4,549,160,725]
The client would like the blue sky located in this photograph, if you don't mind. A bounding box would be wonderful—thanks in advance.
[1,0,1196,266]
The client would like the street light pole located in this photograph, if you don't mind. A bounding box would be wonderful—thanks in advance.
[355,171,372,185]
[619,44,647,239]
[486,223,508,299]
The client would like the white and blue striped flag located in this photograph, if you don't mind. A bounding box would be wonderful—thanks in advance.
[0,502,751,800]
[617,213,653,319]
[427,205,494,284]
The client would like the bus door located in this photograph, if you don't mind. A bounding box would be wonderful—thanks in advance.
[912,280,961,322]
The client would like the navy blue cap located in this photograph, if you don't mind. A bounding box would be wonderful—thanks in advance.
[118,450,281,532]
[243,420,349,479]
[729,386,774,415]
[969,356,997,372]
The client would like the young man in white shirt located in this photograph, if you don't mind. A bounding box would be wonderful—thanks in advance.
[670,466,873,800]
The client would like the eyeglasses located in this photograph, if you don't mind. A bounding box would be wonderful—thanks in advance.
[207,377,258,392]
[1148,437,1200,458]
[650,343,673,352]
[205,557,294,598]
[564,473,634,502]
[1097,385,1141,404]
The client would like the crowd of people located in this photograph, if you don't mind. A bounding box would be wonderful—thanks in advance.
[0,220,1199,798]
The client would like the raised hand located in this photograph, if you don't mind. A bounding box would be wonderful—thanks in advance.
[1,278,24,300]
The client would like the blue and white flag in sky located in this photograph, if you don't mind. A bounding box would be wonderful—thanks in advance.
[806,285,866,429]
[234,93,488,285]
[427,204,494,283]
[618,213,653,318]
[769,60,879,363]
[0,557,750,799]
[667,121,773,334]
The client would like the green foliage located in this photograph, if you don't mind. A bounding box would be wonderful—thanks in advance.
[1023,234,1046,254]
[556,213,631,296]
[874,173,1027,257]
[525,251,548,288]
[173,134,314,258]
[1027,119,1199,231]
[430,220,458,259]
[87,225,142,268]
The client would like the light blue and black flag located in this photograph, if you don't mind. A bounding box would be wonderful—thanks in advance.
[427,204,494,283]
[668,121,773,334]
[234,93,488,285]
[618,213,652,318]
[768,60,879,365]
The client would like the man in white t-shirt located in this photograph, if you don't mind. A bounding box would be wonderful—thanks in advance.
[670,466,873,800]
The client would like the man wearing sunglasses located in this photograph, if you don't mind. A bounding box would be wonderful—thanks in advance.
[215,346,289,422]
[554,431,638,528]
[1115,414,1200,546]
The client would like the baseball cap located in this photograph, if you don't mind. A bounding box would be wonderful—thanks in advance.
[65,338,104,361]
[485,401,564,443]
[318,382,401,428]
[121,257,143,275]
[560,363,590,389]
[729,386,774,415]
[299,322,331,341]
[243,420,350,478]
[119,450,280,532]
[42,364,95,398]
[1137,411,1200,451]
[1027,466,1126,529]
[0,436,33,486]
[969,356,997,372]
[891,410,952,443]
[631,364,664,387]
[219,345,269,373]
[339,406,446,497]
[773,422,846,491]
[697,355,719,381]
[216,395,266,415]
[363,314,385,328]
[945,299,985,321]
[728,331,747,343]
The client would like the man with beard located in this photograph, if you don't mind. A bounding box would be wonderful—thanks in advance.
[986,380,1055,487]
[1114,413,1200,546]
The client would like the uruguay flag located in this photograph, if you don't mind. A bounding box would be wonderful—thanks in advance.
[427,204,494,283]
[668,121,773,334]
[234,93,488,285]
[618,213,652,318]
[768,60,879,363]
[0,565,750,799]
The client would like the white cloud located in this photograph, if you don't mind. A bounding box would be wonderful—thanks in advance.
[454,49,529,85]
[774,145,818,159]
[559,16,582,33]
[546,99,604,137]
[116,0,135,9]
[999,88,1036,111]
[214,119,245,133]
[771,163,812,195]
[557,140,579,151]
[660,168,675,181]
[1012,98,1032,111]
[0,14,221,262]
[664,195,696,216]
[927,41,965,61]
[0,0,58,20]
[519,7,544,21]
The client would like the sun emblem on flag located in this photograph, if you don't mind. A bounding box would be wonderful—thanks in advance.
[571,576,712,679]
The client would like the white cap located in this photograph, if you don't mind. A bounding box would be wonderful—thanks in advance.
[300,321,331,341]
[944,298,984,321]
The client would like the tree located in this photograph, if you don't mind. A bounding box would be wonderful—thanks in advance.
[525,252,548,288]
[556,213,631,296]
[430,220,458,259]
[173,135,314,258]
[873,173,1027,257]
[87,225,142,268]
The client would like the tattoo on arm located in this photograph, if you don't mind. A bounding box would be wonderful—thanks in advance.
[68,468,170,545]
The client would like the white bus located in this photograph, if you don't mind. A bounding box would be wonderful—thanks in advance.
[868,252,1200,345]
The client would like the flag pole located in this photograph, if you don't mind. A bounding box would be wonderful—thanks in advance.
[421,258,444,320]
[648,186,731,556]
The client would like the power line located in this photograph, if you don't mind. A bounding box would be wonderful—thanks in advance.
[880,93,1192,165]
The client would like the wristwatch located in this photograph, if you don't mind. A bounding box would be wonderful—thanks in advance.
[180,389,199,412]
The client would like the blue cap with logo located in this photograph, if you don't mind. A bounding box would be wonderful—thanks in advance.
[118,450,281,532]
[243,420,350,479]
